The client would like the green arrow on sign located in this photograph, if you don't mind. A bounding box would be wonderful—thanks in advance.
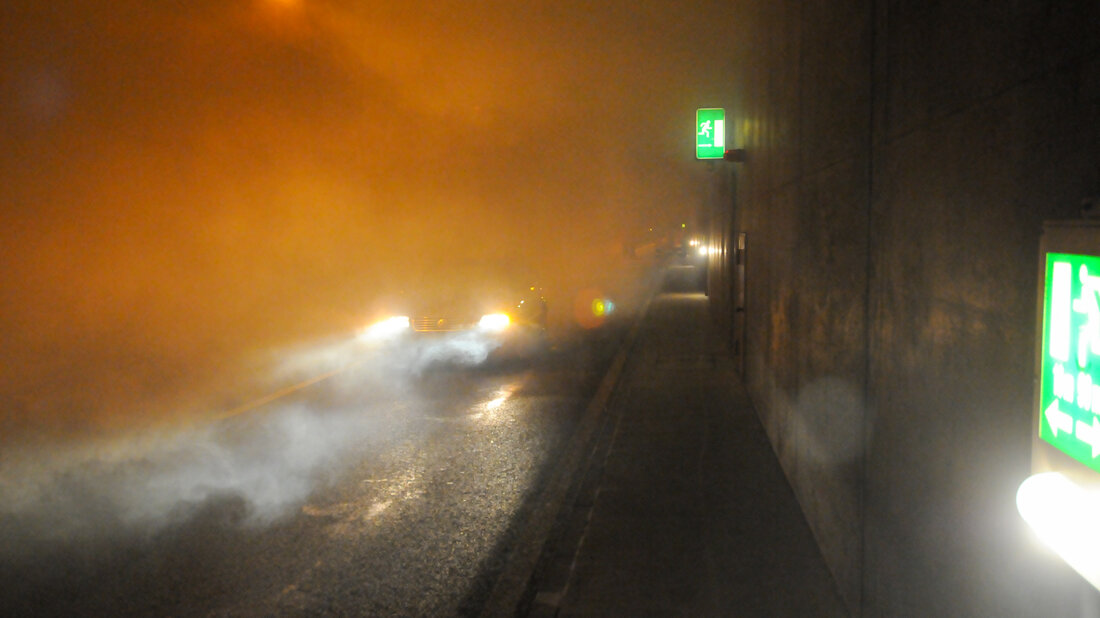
[696,108,725,159]
[1039,252,1100,472]
[1077,415,1100,459]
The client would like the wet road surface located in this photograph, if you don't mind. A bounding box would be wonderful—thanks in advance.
[0,323,630,616]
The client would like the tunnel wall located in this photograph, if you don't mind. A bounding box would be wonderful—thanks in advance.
[709,0,1100,614]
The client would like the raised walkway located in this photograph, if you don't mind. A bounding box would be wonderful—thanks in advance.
[488,263,849,617]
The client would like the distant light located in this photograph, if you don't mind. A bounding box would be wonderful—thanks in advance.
[359,316,410,341]
[574,288,608,329]
[478,313,510,332]
[591,298,614,317]
[698,246,708,256]
[262,0,303,14]
[681,223,686,228]
[1017,472,1100,590]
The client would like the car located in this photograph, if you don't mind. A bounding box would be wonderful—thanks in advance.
[358,279,548,368]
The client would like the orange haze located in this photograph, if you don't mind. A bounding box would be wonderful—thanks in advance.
[1,0,740,440]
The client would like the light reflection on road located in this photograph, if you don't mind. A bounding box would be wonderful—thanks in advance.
[473,377,527,424]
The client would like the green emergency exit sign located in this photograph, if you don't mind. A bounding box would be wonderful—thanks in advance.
[696,108,725,159]
[1040,252,1100,472]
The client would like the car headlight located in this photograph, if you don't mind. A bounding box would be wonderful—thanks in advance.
[359,316,410,341]
[478,313,510,333]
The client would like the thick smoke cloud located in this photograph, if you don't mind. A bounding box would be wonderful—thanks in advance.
[0,0,742,533]
[0,329,509,559]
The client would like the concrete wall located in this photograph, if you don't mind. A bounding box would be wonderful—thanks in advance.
[708,0,1100,614]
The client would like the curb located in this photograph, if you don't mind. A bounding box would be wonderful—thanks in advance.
[478,268,661,617]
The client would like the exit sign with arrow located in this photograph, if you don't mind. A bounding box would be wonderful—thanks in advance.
[1039,252,1100,472]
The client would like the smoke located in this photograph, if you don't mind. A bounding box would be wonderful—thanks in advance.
[0,326,518,564]
[0,0,748,584]
[1,408,351,548]
[0,0,742,532]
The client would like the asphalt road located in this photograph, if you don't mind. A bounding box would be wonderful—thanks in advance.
[0,319,633,616]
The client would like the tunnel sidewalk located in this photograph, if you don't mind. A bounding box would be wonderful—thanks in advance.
[521,266,849,616]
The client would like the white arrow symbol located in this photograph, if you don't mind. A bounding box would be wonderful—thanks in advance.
[1046,400,1074,437]
[1077,416,1100,459]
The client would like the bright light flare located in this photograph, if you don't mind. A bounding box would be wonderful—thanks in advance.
[1017,472,1100,590]
[478,313,510,332]
[359,316,410,342]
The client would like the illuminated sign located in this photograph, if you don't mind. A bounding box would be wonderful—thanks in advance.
[695,108,725,159]
[1039,252,1100,472]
